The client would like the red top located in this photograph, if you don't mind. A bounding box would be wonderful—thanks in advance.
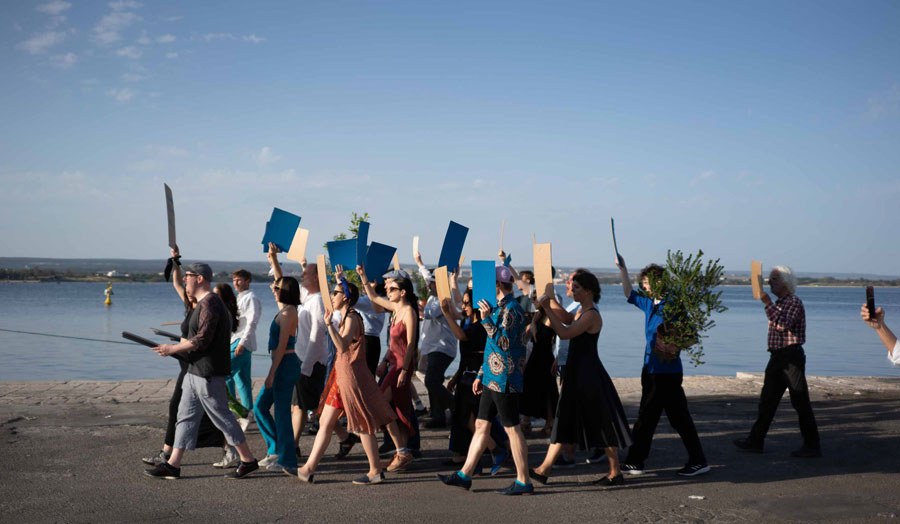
[388,320,411,371]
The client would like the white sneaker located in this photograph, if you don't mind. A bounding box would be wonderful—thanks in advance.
[259,454,278,467]
[238,417,251,432]
[266,461,283,472]
[213,446,239,468]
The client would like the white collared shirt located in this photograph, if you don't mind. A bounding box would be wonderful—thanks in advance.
[231,289,262,351]
[297,292,329,375]
[890,340,900,366]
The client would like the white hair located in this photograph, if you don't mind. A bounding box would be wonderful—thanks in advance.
[771,265,796,294]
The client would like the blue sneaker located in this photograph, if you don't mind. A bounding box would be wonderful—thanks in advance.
[496,481,534,495]
[436,472,471,491]
[490,448,508,476]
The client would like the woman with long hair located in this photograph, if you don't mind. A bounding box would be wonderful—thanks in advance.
[253,243,303,475]
[141,245,225,467]
[295,267,407,484]
[357,264,418,472]
[529,270,632,487]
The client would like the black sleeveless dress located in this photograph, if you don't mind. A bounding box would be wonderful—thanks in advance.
[520,322,559,419]
[550,312,632,450]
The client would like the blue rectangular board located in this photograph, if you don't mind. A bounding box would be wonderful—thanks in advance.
[365,242,396,283]
[262,208,301,253]
[327,239,358,270]
[356,221,370,266]
[438,221,468,272]
[471,260,497,308]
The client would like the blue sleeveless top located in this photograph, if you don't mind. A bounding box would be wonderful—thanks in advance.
[268,307,297,353]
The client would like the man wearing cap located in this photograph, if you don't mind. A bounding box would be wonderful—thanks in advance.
[414,252,460,428]
[437,265,533,495]
[146,263,259,480]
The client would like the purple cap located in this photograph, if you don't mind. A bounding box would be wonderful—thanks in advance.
[495,265,514,284]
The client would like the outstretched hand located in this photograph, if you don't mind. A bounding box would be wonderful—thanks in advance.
[861,304,885,329]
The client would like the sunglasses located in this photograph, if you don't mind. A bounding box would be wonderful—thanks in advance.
[332,288,344,296]
[183,273,199,280]
[386,286,400,293]
[272,284,281,291]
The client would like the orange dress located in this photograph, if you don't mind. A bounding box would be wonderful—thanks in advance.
[379,320,415,435]
[324,310,397,435]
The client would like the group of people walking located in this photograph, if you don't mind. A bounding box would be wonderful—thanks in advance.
[141,234,897,493]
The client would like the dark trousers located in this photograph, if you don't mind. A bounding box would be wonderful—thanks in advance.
[364,335,381,378]
[425,352,454,424]
[165,364,224,448]
[625,369,706,465]
[748,345,820,449]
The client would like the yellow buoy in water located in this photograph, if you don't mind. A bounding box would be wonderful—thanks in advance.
[105,282,113,306]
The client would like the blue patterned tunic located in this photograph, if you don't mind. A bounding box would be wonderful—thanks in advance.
[477,293,527,393]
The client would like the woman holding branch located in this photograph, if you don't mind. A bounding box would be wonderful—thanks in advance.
[530,270,632,487]
[295,266,407,484]
[253,243,302,474]
[357,264,418,472]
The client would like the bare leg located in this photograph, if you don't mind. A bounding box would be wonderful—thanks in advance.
[298,406,340,476]
[605,447,620,478]
[234,441,254,463]
[359,433,382,478]
[460,419,492,477]
[168,448,185,467]
[505,425,530,484]
[466,415,497,451]
[534,442,564,476]
[384,421,408,450]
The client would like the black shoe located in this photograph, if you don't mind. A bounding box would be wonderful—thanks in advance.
[556,455,575,468]
[592,474,625,486]
[141,449,170,466]
[436,472,471,491]
[496,481,534,495]
[225,459,259,479]
[378,441,396,456]
[677,463,710,477]
[144,462,180,480]
[528,468,549,485]
[410,449,422,459]
[424,419,447,429]
[620,462,645,475]
[352,471,385,485]
[733,438,764,453]
[335,433,360,459]
[790,446,822,458]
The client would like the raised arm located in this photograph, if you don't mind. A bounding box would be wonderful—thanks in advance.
[540,296,595,339]
[170,246,187,303]
[616,255,633,298]
[498,249,529,295]
[356,264,397,312]
[440,298,469,341]
[449,269,463,310]
[267,242,283,282]
[861,305,898,359]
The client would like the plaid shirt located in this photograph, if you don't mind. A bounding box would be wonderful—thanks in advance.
[765,293,805,350]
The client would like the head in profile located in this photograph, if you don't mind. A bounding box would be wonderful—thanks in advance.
[571,269,601,304]
[272,276,301,306]
[331,280,360,311]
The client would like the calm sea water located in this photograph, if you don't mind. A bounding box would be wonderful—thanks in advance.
[0,282,898,381]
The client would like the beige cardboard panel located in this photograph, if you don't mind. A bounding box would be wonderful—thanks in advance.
[533,243,553,299]
[286,227,310,263]
[413,236,420,257]
[500,219,506,250]
[392,252,400,270]
[459,255,465,266]
[434,266,452,305]
[317,254,333,315]
[751,260,763,299]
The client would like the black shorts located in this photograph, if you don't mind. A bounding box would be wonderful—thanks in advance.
[477,388,521,428]
[292,362,327,409]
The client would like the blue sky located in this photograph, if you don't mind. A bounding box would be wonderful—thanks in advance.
[2,1,899,275]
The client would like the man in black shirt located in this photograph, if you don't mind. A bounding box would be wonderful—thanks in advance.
[145,263,259,480]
